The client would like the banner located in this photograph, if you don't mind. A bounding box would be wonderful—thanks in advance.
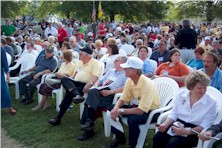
[98,1,102,19]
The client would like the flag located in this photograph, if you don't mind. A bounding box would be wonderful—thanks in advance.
[92,1,96,21]
[98,1,102,19]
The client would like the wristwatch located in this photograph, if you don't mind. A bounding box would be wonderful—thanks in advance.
[120,108,124,114]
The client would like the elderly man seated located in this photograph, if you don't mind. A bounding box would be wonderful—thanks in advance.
[78,55,128,141]
[19,46,57,104]
[48,46,103,126]
[108,57,160,148]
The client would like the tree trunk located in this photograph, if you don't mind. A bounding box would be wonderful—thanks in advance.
[206,1,213,23]
[109,11,115,22]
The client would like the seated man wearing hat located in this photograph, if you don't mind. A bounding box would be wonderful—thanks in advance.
[48,46,103,126]
[109,57,160,148]
[19,46,57,104]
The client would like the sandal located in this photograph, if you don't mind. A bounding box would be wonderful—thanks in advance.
[9,108,16,115]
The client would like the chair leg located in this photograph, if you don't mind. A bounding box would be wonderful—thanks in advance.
[56,91,62,112]
[15,81,20,99]
[102,111,111,137]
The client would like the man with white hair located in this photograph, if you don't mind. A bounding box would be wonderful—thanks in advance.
[44,23,58,40]
[69,36,82,59]
[57,22,68,48]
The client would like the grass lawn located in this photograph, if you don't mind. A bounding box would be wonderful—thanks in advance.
[1,86,155,148]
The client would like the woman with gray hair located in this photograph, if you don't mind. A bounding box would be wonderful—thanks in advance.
[153,70,217,148]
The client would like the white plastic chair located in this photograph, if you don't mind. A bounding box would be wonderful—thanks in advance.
[156,86,222,148]
[15,45,22,59]
[9,54,36,99]
[197,86,222,148]
[104,77,179,148]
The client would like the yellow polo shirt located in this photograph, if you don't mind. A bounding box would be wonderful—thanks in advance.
[74,58,102,83]
[120,75,160,113]
[57,62,76,76]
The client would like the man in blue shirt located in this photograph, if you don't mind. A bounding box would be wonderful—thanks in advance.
[150,39,170,66]
[202,52,222,93]
[19,46,57,104]
[78,56,128,141]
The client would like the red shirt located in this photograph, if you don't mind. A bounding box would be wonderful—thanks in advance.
[58,28,68,42]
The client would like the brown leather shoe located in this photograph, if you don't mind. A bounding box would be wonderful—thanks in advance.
[9,108,16,115]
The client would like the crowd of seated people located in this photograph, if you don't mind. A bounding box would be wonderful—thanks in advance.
[1,18,222,147]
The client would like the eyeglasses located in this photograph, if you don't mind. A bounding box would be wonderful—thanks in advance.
[158,44,164,46]
[114,59,122,62]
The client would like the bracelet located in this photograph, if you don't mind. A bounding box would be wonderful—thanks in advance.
[111,90,114,94]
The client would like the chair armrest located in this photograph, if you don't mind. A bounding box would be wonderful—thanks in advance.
[40,73,50,84]
[157,110,171,125]
[146,104,173,125]
[112,93,122,104]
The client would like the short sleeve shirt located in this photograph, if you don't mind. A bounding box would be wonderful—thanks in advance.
[120,75,160,113]
[74,58,102,83]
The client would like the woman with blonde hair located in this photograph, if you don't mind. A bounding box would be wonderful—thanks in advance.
[32,50,75,111]
[153,71,217,148]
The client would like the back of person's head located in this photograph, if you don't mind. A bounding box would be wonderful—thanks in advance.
[107,38,117,45]
[183,20,190,28]
[95,39,103,47]
[62,42,71,49]
[1,38,7,45]
[5,37,12,43]
[108,43,119,55]
[62,50,73,62]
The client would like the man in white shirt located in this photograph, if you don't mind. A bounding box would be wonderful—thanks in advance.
[44,23,58,40]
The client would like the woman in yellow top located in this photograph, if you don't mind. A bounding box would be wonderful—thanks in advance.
[32,50,75,111]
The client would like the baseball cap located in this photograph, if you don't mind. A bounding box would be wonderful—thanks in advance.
[120,57,143,69]
[80,45,93,54]
[45,46,54,53]
[204,36,211,40]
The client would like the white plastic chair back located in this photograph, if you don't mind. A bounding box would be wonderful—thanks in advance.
[153,77,179,108]
[147,47,152,59]
[120,44,135,56]
[15,45,22,57]
[6,52,12,66]
[196,86,222,148]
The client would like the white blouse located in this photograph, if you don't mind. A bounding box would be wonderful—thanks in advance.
[168,89,217,129]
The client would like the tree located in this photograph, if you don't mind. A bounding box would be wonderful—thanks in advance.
[175,1,222,23]
[1,1,28,18]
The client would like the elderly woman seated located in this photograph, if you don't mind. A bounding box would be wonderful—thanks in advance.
[32,50,75,111]
[154,48,189,87]
[153,71,217,148]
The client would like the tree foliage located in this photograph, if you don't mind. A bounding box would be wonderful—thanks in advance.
[175,1,222,22]
[4,1,221,23]
[1,1,28,18]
